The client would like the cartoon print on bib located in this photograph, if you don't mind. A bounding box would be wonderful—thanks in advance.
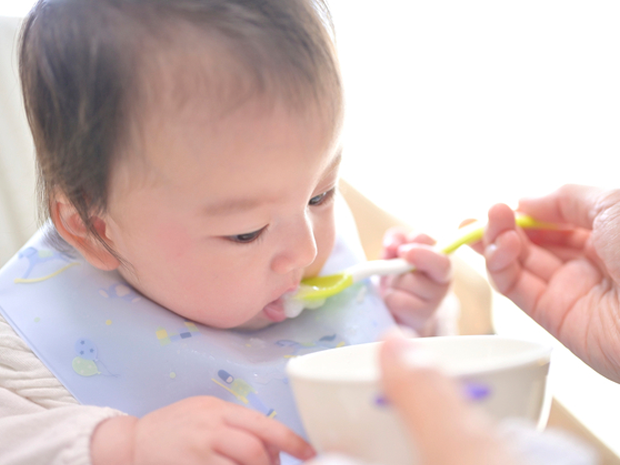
[72,338,117,377]
[156,321,201,346]
[213,369,277,418]
[99,283,142,303]
[276,332,347,358]
[14,246,79,283]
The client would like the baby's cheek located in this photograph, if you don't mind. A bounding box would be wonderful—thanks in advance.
[156,221,195,261]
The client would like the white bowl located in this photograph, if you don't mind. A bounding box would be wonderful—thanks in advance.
[286,335,552,465]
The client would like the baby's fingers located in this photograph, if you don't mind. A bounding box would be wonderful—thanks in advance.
[389,272,450,304]
[382,228,408,259]
[383,288,434,333]
[225,409,315,461]
[398,244,452,284]
[382,229,435,260]
[214,429,276,465]
[407,232,436,246]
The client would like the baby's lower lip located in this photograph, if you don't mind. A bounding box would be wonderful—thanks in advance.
[262,298,287,322]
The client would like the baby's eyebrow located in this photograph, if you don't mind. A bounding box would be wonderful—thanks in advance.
[325,147,342,173]
[321,147,342,177]
[202,197,265,216]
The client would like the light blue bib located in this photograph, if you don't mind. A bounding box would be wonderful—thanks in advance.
[0,209,395,458]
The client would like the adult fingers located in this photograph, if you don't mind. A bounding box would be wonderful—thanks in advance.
[524,227,589,251]
[484,204,566,285]
[518,184,620,230]
[483,204,517,248]
[224,408,315,461]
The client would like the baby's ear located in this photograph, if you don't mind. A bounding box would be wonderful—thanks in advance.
[50,194,121,271]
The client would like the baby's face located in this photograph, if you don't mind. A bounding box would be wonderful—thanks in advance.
[103,98,339,330]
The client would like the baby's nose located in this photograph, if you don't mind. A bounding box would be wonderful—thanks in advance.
[270,220,317,275]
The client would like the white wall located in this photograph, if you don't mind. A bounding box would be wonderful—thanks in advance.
[331,0,620,236]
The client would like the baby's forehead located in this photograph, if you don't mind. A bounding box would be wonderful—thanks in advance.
[130,27,331,133]
[109,96,341,210]
[132,29,248,112]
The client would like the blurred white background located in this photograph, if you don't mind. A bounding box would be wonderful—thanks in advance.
[2,0,620,456]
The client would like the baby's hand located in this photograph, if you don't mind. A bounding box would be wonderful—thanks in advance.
[380,228,452,336]
[91,396,315,465]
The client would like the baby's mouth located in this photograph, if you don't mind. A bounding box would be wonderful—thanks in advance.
[262,297,288,322]
[263,288,326,322]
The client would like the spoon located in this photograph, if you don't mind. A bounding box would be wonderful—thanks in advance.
[292,214,553,303]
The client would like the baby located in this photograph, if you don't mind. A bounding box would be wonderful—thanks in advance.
[0,0,452,464]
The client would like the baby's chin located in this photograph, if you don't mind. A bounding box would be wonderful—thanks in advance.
[231,313,275,331]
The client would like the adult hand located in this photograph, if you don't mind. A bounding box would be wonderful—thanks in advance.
[475,184,620,382]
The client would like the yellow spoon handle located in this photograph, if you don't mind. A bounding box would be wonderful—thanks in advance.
[437,214,555,255]
[346,214,556,284]
[297,213,556,301]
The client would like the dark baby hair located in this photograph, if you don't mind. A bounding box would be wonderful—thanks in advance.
[19,0,342,237]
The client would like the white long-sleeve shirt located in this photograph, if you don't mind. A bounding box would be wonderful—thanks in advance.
[0,313,123,465]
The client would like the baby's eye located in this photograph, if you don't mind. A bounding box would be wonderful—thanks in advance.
[227,226,267,244]
[309,187,336,207]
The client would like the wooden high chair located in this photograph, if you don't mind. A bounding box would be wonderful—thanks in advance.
[340,179,620,465]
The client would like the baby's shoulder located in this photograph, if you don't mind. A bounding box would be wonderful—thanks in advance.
[0,313,77,409]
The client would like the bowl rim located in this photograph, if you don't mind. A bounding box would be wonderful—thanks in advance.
[285,335,552,383]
